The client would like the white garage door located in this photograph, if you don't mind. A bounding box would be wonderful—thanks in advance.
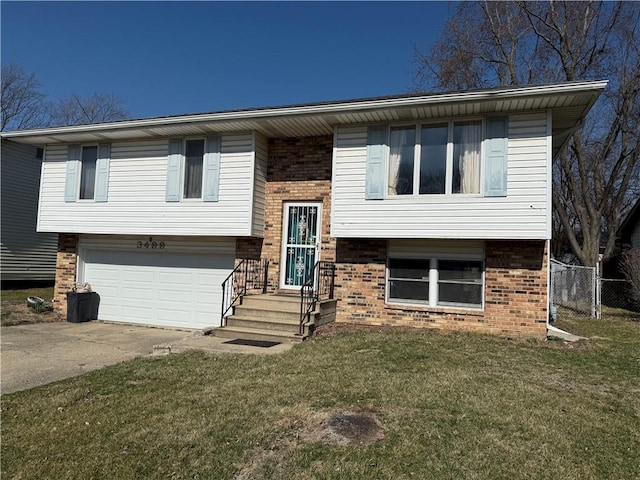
[80,247,234,330]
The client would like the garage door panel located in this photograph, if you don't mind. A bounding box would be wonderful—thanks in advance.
[121,305,153,320]
[122,270,156,286]
[157,282,194,295]
[194,312,218,324]
[119,288,154,300]
[157,309,191,322]
[87,266,120,282]
[80,245,233,329]
[157,271,193,286]
[97,302,119,318]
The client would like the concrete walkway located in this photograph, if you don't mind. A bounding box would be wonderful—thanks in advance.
[1,321,293,394]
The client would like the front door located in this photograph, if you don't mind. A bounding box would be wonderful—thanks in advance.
[280,202,322,289]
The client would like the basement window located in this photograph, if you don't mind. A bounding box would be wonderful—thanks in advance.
[387,258,484,309]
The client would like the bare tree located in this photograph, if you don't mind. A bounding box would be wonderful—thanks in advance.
[413,1,640,266]
[1,63,46,131]
[47,92,128,127]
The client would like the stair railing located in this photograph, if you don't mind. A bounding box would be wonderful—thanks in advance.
[221,258,269,326]
[300,261,336,335]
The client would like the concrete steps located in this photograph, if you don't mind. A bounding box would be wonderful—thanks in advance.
[214,294,309,344]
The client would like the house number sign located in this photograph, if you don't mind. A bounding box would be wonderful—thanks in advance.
[136,237,166,249]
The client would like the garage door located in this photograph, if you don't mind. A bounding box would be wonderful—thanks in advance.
[80,248,234,330]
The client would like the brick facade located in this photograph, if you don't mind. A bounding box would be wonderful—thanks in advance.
[259,136,336,292]
[332,238,548,337]
[53,233,79,319]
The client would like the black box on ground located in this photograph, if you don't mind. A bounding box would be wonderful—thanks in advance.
[66,292,100,323]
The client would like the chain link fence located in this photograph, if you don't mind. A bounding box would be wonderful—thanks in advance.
[550,259,598,318]
[550,259,637,319]
[600,278,633,311]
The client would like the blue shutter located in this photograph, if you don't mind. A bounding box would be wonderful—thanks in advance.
[203,136,221,202]
[366,126,386,200]
[165,139,183,202]
[484,116,508,197]
[94,144,111,202]
[64,145,81,202]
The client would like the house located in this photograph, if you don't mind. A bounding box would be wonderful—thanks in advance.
[619,197,640,250]
[1,139,58,286]
[0,81,606,339]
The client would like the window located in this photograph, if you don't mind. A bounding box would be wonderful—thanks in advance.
[79,146,98,200]
[166,136,220,203]
[184,139,205,199]
[387,258,484,309]
[452,121,481,194]
[388,127,416,195]
[387,120,482,196]
[388,258,430,303]
[419,124,447,194]
[64,144,110,203]
[437,260,483,307]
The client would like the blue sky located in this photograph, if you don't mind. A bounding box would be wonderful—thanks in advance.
[2,1,454,119]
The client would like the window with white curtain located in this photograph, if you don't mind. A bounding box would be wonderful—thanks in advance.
[388,127,416,195]
[184,139,204,199]
[79,146,98,200]
[453,121,481,194]
[387,119,482,196]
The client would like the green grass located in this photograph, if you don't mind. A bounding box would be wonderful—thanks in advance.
[1,287,54,303]
[2,315,639,479]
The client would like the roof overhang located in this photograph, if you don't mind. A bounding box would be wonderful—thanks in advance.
[1,80,607,158]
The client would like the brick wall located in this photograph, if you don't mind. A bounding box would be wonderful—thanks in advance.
[484,240,548,336]
[53,233,79,318]
[236,237,263,261]
[261,136,335,292]
[334,238,548,337]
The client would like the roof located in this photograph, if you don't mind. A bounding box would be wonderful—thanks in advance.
[1,80,607,158]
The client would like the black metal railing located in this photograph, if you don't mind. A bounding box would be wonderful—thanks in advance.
[300,261,336,335]
[221,258,269,325]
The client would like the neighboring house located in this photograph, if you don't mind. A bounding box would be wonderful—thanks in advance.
[0,81,605,339]
[619,198,640,250]
[1,139,57,286]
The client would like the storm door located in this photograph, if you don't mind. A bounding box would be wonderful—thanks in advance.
[280,203,322,289]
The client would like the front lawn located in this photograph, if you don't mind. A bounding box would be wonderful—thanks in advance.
[2,315,639,479]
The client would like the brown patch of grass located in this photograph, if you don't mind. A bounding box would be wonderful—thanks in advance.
[1,287,58,326]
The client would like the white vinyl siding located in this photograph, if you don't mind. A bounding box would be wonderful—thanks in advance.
[331,112,550,239]
[1,141,57,281]
[252,132,268,237]
[38,134,257,236]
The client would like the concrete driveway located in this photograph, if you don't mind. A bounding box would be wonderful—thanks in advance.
[1,322,293,394]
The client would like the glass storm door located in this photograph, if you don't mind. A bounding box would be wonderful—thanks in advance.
[281,203,322,289]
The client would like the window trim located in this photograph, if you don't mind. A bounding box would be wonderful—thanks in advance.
[382,117,486,198]
[386,256,485,311]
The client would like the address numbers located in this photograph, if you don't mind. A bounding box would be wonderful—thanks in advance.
[136,237,165,249]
